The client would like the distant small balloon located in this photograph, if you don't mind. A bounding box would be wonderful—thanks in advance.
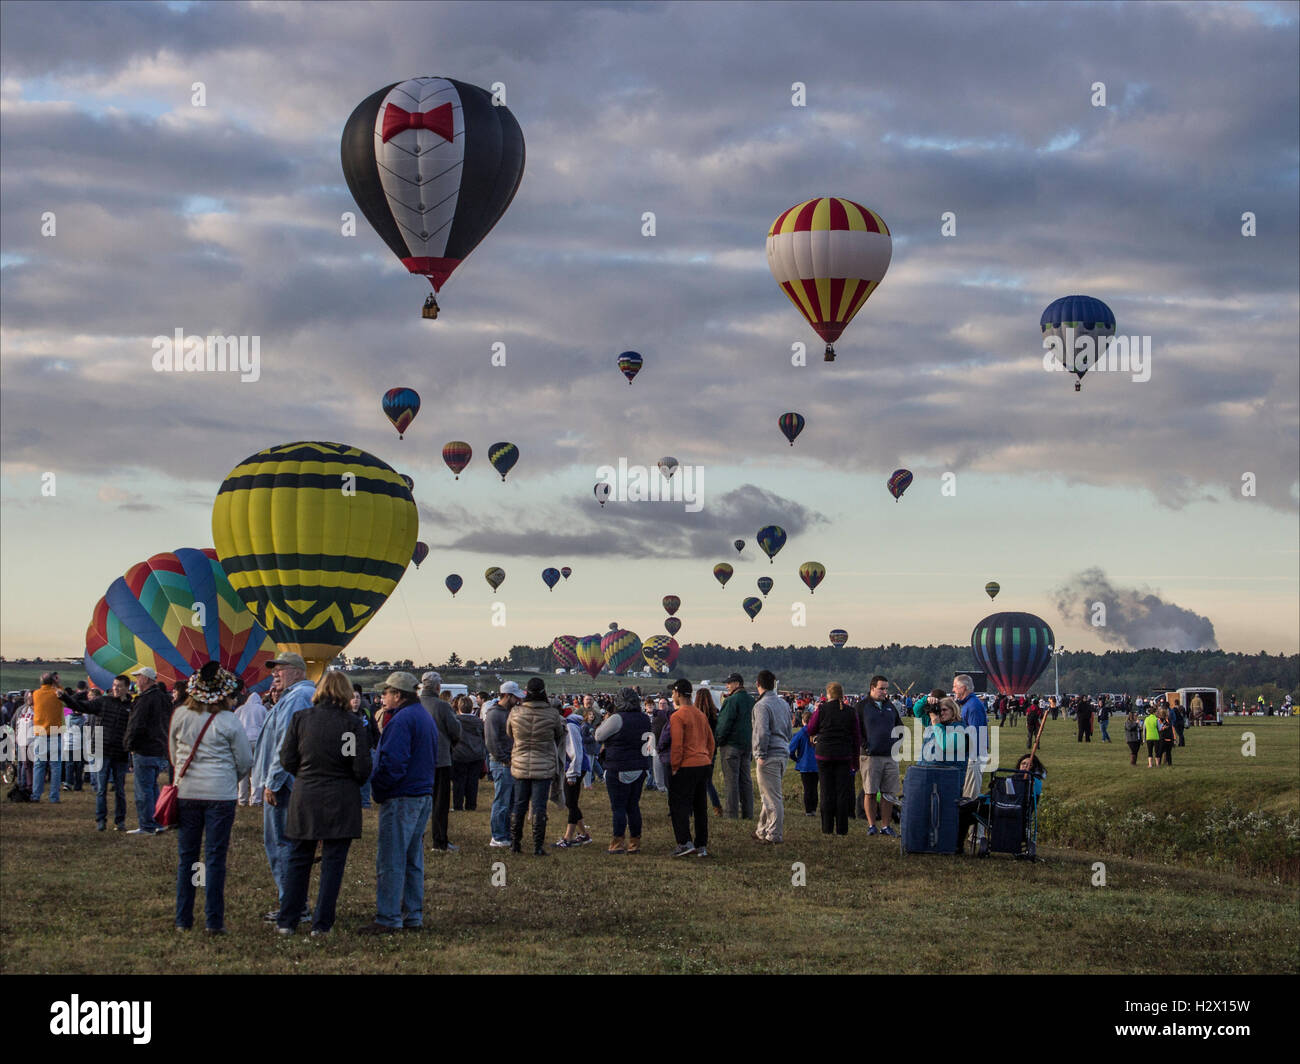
[485,567,505,592]
[742,597,763,622]
[445,574,463,597]
[757,577,773,597]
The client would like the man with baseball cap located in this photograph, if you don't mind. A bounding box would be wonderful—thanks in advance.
[122,667,172,831]
[250,652,316,922]
[716,673,755,819]
[484,682,523,847]
[418,671,462,852]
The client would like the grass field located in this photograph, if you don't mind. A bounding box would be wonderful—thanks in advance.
[2,717,1296,974]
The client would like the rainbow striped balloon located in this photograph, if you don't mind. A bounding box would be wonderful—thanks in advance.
[601,628,643,675]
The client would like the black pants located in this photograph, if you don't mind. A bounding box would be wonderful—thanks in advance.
[1077,720,1091,742]
[451,761,480,811]
[564,777,583,825]
[799,771,818,814]
[280,837,352,932]
[817,761,853,835]
[668,765,711,847]
[1127,740,1142,764]
[430,765,452,848]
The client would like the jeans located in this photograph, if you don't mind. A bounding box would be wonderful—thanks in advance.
[706,756,720,809]
[131,754,169,828]
[376,795,432,928]
[605,770,645,837]
[430,765,453,849]
[95,757,130,827]
[451,760,481,811]
[668,765,711,847]
[489,758,515,843]
[651,754,666,792]
[64,755,85,790]
[720,745,753,818]
[280,837,352,932]
[755,756,784,842]
[263,784,293,907]
[175,798,236,930]
[818,761,854,835]
[1100,719,1111,742]
[30,736,63,802]
[510,778,552,838]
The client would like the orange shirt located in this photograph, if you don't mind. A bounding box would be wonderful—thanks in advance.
[33,684,64,735]
[669,703,716,772]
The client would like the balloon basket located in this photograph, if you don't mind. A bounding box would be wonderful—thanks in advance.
[824,345,835,362]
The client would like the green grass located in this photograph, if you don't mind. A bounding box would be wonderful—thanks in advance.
[2,720,1297,974]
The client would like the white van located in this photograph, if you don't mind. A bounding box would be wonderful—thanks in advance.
[1173,687,1221,725]
[438,684,469,702]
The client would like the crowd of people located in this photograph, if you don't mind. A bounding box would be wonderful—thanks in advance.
[1,664,1294,937]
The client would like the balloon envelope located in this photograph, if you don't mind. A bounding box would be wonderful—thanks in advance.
[664,616,681,637]
[985,581,1001,601]
[742,597,763,621]
[412,541,429,568]
[662,595,680,616]
[552,635,580,669]
[756,525,786,563]
[594,482,611,507]
[1041,295,1115,391]
[560,567,572,580]
[542,567,561,591]
[829,628,849,648]
[382,388,420,439]
[778,412,805,446]
[601,629,643,675]
[84,547,276,694]
[713,563,733,588]
[658,457,678,480]
[575,635,605,679]
[485,567,506,591]
[617,351,643,384]
[211,442,417,681]
[799,561,825,594]
[445,574,463,597]
[757,576,773,597]
[888,469,913,501]
[488,442,519,481]
[442,441,472,479]
[734,539,745,553]
[970,612,1056,696]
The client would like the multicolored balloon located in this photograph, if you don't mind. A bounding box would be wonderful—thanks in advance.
[542,567,561,591]
[595,482,611,507]
[341,77,525,317]
[382,388,420,439]
[1041,295,1115,392]
[658,457,679,480]
[488,442,518,482]
[642,635,681,671]
[575,634,606,679]
[887,469,913,501]
[756,525,786,564]
[778,412,805,446]
[445,574,463,597]
[767,197,892,361]
[985,581,1000,601]
[442,441,472,479]
[412,541,429,568]
[742,597,763,622]
[84,547,276,694]
[799,561,825,594]
[485,566,505,592]
[734,539,745,553]
[713,563,733,588]
[662,595,680,616]
[600,629,643,676]
[664,616,681,637]
[211,442,417,681]
[970,612,1056,696]
[757,576,773,597]
[552,635,580,669]
[829,628,849,648]
[617,351,643,384]
[560,567,572,580]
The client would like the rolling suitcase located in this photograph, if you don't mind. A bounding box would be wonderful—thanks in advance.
[900,762,964,854]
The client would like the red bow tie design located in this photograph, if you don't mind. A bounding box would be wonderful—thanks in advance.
[381,102,455,144]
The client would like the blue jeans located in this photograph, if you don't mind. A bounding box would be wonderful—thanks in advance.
[376,795,431,928]
[605,770,645,837]
[31,736,63,801]
[175,798,237,930]
[262,783,293,907]
[489,758,515,843]
[1100,719,1111,741]
[95,757,130,826]
[131,754,169,828]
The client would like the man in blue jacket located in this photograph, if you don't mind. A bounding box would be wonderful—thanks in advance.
[953,674,988,800]
[358,672,437,935]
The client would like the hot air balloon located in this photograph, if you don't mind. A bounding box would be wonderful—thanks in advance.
[601,629,642,676]
[1041,295,1115,392]
[542,567,561,591]
[488,442,518,481]
[734,539,745,553]
[575,635,605,679]
[757,576,773,597]
[799,561,826,594]
[778,412,805,446]
[887,469,913,502]
[662,595,680,616]
[756,525,786,564]
[560,567,572,580]
[484,567,506,592]
[442,441,472,479]
[664,616,681,637]
[642,635,672,671]
[985,581,1000,601]
[617,351,643,384]
[211,442,417,681]
[608,622,619,631]
[382,388,420,439]
[412,541,429,568]
[84,548,276,694]
[767,196,892,361]
[971,612,1056,696]
[445,574,463,597]
[742,597,763,622]
[829,629,849,648]
[713,563,733,588]
[341,77,525,318]
[400,474,414,491]
[594,482,612,507]
[552,635,579,669]
[658,457,679,480]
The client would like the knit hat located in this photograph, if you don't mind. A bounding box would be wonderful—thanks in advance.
[525,676,546,699]
[617,687,640,712]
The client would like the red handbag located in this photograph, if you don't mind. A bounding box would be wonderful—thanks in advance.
[155,712,218,827]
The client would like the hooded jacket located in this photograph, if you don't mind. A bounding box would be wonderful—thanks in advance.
[507,698,564,781]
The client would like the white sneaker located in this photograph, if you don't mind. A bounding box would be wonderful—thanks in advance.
[488,839,510,848]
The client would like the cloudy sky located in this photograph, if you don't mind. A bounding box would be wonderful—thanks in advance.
[2,0,1297,668]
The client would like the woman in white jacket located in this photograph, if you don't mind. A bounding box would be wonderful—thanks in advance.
[168,662,254,934]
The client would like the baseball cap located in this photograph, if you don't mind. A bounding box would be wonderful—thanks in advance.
[499,681,524,698]
[131,666,158,680]
[421,671,442,687]
[381,672,420,694]
[268,653,306,670]
[725,673,743,685]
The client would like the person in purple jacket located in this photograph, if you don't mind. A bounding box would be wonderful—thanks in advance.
[804,683,862,836]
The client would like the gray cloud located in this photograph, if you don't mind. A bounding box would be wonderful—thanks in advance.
[1053,566,1218,651]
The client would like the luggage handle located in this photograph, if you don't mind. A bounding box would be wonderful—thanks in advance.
[929,783,939,849]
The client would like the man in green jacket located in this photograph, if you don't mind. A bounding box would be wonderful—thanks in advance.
[715,673,754,819]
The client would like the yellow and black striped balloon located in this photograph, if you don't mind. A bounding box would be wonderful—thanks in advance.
[211,441,417,680]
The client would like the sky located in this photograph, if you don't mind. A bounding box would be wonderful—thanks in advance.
[1,0,1297,668]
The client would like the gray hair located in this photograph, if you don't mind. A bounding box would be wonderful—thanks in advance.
[953,674,974,694]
